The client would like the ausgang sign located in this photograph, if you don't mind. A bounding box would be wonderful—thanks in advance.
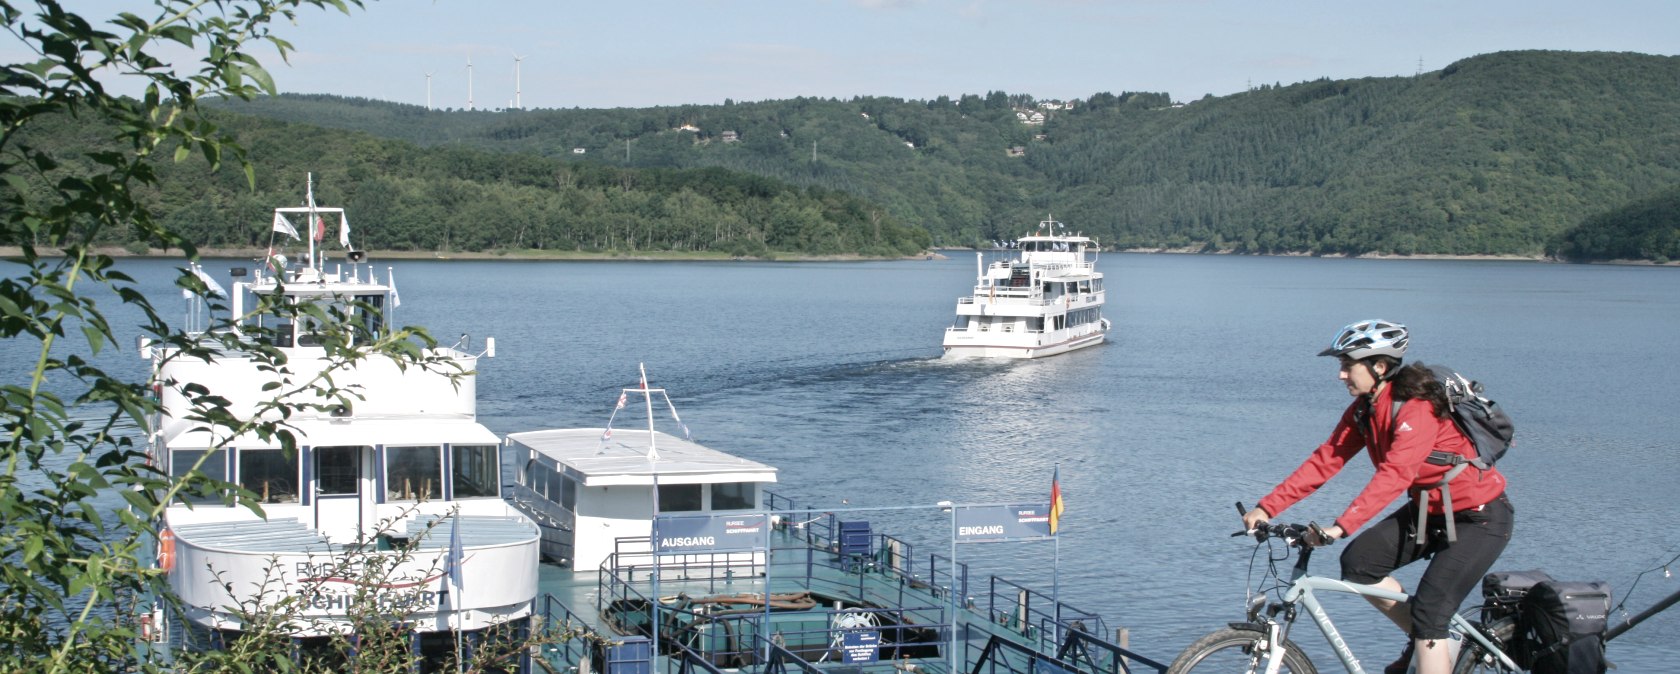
[651,513,769,554]
[954,504,1053,543]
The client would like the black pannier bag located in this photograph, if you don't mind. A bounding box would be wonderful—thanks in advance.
[1518,580,1611,674]
[1480,569,1555,668]
[1482,570,1554,624]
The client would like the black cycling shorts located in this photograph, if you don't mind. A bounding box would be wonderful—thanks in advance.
[1339,492,1514,639]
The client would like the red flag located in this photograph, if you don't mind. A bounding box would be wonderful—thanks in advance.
[313,215,326,242]
[1049,466,1065,535]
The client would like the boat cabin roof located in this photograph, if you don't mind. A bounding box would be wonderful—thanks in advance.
[1018,234,1092,244]
[508,428,779,487]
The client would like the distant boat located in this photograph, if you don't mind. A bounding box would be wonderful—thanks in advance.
[942,215,1111,359]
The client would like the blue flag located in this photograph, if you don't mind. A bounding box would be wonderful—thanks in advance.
[445,513,464,592]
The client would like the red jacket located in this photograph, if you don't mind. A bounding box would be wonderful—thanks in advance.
[1257,383,1507,534]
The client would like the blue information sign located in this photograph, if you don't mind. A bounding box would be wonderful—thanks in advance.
[841,629,880,663]
[954,503,1053,543]
[651,513,769,554]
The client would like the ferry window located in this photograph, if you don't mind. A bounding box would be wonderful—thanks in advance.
[954,316,970,330]
[1028,317,1044,332]
[296,315,323,347]
[171,449,227,503]
[526,463,538,494]
[273,322,296,348]
[239,449,298,504]
[560,475,577,510]
[712,483,755,510]
[451,444,498,498]
[657,484,702,512]
[386,445,441,501]
[315,445,361,496]
[354,294,385,341]
[547,470,562,504]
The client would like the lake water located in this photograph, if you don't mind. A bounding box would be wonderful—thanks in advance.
[16,253,1679,670]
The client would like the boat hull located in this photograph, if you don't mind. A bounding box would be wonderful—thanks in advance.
[941,322,1108,359]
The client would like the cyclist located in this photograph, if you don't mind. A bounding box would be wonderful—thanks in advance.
[1241,319,1513,674]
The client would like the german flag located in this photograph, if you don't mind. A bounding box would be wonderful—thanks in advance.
[1049,466,1065,535]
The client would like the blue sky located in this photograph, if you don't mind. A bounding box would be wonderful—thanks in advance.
[20,1,1680,110]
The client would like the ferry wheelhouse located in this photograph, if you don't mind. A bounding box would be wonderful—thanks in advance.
[142,179,538,659]
[943,216,1111,359]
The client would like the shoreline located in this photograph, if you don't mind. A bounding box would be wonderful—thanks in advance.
[4,245,1673,267]
[0,245,949,263]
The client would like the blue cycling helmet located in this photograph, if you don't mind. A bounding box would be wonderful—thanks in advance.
[1319,319,1408,360]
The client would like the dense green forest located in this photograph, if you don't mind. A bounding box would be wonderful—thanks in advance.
[9,50,1674,260]
[211,49,1680,260]
[5,110,930,257]
[1550,186,1680,262]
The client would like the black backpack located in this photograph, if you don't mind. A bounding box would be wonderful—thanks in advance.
[1388,363,1516,471]
[1517,580,1611,674]
[1360,363,1514,546]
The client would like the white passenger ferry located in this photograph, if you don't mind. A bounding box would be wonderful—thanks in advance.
[505,368,1171,674]
[142,177,538,659]
[942,216,1111,359]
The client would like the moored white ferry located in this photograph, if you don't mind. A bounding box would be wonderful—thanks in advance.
[141,178,537,659]
[942,216,1111,359]
[505,369,1172,674]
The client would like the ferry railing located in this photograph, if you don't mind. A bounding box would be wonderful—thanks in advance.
[667,638,729,674]
[954,291,1102,308]
[760,491,1156,671]
[970,633,1159,674]
[593,540,947,669]
[760,637,826,674]
[764,493,972,609]
[536,592,598,671]
[658,603,950,671]
[1055,628,1169,674]
[608,538,766,589]
[983,576,1110,651]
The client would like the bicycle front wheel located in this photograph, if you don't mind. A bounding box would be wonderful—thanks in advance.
[1166,626,1317,674]
[1453,618,1518,674]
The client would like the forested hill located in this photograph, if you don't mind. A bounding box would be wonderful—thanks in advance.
[9,112,931,258]
[214,50,1680,259]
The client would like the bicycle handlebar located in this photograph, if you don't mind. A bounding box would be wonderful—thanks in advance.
[1234,502,1332,547]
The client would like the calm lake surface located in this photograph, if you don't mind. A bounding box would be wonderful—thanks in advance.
[22,253,1680,669]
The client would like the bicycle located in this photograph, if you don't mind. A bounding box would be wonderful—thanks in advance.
[1166,515,1522,674]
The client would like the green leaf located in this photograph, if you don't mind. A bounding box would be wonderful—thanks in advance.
[80,324,106,355]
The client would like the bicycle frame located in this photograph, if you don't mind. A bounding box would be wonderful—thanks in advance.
[1257,537,1521,673]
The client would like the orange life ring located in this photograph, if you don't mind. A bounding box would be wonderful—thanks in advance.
[157,528,176,572]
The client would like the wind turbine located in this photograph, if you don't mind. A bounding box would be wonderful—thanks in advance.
[466,56,474,111]
[513,52,524,109]
[424,71,433,110]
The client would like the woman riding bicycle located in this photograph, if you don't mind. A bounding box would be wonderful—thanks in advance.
[1241,319,1514,674]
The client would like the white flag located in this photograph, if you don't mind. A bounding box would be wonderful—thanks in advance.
[388,267,401,308]
[271,212,299,240]
[338,212,351,248]
[193,267,227,298]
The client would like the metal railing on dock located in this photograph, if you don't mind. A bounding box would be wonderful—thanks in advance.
[531,492,1163,674]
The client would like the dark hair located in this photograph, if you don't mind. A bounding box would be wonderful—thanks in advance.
[1390,363,1449,418]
